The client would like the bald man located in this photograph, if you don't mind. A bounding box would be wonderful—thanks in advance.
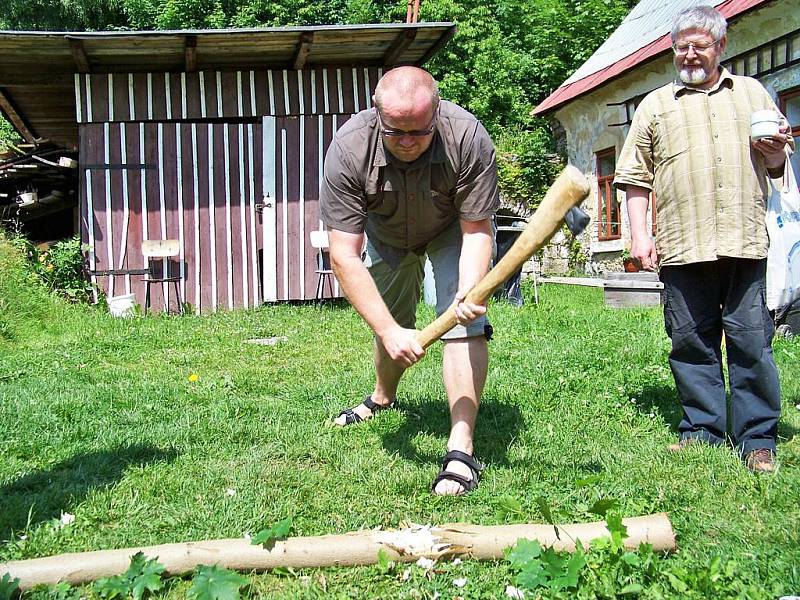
[319,66,500,495]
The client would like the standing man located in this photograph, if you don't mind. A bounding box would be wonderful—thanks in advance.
[615,5,793,472]
[320,66,499,495]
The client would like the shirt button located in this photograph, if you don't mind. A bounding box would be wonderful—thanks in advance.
[714,133,719,139]
[711,113,716,117]
[718,182,723,188]
[717,157,722,162]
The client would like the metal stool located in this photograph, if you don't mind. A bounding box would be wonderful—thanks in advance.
[142,239,184,315]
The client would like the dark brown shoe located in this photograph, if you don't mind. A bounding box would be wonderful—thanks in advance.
[745,448,776,473]
[668,438,702,452]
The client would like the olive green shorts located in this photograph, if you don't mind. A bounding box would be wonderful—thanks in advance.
[365,221,489,340]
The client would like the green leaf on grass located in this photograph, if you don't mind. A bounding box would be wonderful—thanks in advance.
[588,498,619,517]
[377,548,391,573]
[127,553,165,600]
[515,561,548,590]
[552,545,586,590]
[506,538,542,568]
[535,497,561,540]
[188,565,249,600]
[495,495,524,519]
[94,552,165,600]
[620,582,644,595]
[0,574,19,600]
[606,513,628,552]
[95,575,131,599]
[251,517,293,549]
[574,475,601,487]
[535,497,555,524]
[250,517,292,550]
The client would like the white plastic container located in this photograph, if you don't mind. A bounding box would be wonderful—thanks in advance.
[750,110,780,140]
[108,293,136,317]
[16,191,38,206]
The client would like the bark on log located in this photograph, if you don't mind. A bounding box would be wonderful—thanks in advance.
[1,514,675,590]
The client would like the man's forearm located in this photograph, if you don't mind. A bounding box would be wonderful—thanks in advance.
[458,220,494,293]
[626,185,651,239]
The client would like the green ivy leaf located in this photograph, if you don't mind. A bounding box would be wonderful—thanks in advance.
[95,575,130,599]
[605,512,628,552]
[0,574,19,600]
[251,517,293,549]
[515,561,548,590]
[588,498,619,517]
[188,565,249,600]
[506,538,542,569]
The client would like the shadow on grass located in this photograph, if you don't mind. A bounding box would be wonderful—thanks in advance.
[382,397,521,467]
[0,444,177,541]
[634,384,682,433]
[634,384,798,444]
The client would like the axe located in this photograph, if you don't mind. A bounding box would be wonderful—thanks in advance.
[416,165,591,349]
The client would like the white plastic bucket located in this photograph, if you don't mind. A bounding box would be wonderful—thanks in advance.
[108,293,136,317]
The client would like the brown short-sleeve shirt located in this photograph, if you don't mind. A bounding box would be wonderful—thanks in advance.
[319,100,500,266]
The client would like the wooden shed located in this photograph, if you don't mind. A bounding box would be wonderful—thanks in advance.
[0,23,456,311]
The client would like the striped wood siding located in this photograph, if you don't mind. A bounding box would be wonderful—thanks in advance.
[78,68,379,311]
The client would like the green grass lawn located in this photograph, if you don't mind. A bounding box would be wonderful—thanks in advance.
[1,239,799,598]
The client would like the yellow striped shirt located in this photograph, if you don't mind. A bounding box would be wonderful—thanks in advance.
[614,68,794,266]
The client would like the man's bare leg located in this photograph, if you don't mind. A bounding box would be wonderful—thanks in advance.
[434,335,488,495]
[333,340,404,425]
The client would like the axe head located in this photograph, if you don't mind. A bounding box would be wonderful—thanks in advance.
[565,206,590,236]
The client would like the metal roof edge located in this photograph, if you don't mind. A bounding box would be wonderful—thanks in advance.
[532,0,774,116]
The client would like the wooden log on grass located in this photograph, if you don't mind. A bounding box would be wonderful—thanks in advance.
[1,513,675,590]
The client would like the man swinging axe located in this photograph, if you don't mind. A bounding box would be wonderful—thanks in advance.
[320,66,589,495]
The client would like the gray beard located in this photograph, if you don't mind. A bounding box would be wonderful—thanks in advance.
[679,66,709,85]
[678,67,708,85]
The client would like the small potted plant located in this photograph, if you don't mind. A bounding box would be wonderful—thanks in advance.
[621,248,641,273]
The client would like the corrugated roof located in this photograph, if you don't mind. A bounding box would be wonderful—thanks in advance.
[533,0,771,115]
[0,22,456,148]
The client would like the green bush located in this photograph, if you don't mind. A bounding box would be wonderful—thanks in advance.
[9,235,94,303]
[496,127,564,208]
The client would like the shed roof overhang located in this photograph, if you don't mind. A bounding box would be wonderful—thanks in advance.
[0,22,456,149]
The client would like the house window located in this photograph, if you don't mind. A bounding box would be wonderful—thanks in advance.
[596,148,620,240]
[779,87,800,189]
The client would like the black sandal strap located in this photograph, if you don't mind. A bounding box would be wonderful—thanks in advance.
[440,449,484,473]
[362,395,396,412]
[431,450,483,494]
[337,408,363,425]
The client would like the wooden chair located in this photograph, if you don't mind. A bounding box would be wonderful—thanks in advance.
[309,229,335,302]
[142,239,184,315]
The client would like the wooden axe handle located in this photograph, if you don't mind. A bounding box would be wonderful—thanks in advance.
[416,165,590,349]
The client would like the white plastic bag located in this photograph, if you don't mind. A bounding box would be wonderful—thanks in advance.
[766,158,800,311]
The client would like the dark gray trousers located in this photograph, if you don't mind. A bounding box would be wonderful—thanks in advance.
[660,258,781,455]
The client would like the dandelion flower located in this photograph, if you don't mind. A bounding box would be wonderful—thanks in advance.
[188,373,199,382]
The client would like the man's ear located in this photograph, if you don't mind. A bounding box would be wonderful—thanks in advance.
[372,94,376,106]
[718,34,727,55]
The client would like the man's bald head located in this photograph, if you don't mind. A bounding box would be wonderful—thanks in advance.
[374,66,440,115]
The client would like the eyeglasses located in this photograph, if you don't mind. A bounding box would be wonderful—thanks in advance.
[377,107,437,137]
[672,40,719,55]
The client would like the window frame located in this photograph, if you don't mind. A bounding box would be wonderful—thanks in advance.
[595,147,621,241]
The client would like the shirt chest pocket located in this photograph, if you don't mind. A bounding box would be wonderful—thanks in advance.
[654,109,689,162]
[365,189,398,217]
